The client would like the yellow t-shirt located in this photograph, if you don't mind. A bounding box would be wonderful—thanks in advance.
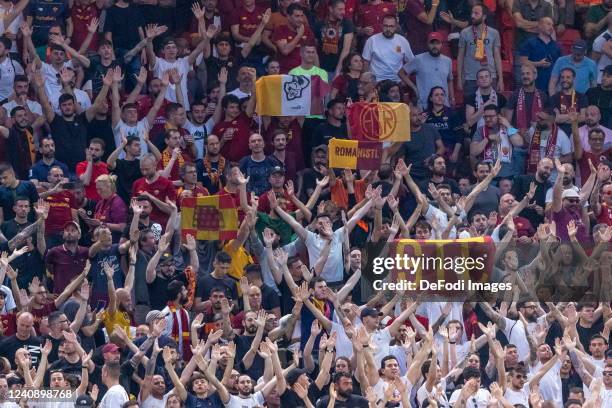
[103,310,131,338]
[223,240,253,281]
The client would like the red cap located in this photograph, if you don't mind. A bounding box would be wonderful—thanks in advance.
[427,32,445,43]
[102,343,120,354]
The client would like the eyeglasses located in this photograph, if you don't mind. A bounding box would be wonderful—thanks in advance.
[604,372,612,376]
[565,198,580,203]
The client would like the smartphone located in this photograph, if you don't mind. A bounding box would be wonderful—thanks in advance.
[95,300,106,312]
[62,182,75,189]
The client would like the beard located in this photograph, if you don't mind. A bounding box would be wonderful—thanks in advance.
[337,388,353,398]
[536,122,549,131]
[92,156,101,163]
[245,324,257,334]
[537,171,550,181]
[429,48,440,57]
[472,17,483,25]
[382,31,394,39]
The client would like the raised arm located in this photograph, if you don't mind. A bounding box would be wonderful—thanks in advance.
[163,346,187,401]
[271,193,309,241]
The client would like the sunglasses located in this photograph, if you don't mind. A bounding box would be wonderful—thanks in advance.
[565,198,580,203]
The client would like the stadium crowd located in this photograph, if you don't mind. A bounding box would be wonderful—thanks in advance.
[0,0,611,406]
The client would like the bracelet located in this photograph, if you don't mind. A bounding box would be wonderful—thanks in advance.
[129,263,136,266]
[362,344,369,348]
[81,365,88,368]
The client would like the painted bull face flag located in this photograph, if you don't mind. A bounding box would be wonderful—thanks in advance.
[255,75,329,116]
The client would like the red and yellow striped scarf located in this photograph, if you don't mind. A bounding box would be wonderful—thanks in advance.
[167,301,191,361]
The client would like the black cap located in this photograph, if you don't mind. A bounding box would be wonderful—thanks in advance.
[286,368,307,386]
[360,307,382,319]
[160,252,173,263]
[269,165,285,176]
[75,395,95,407]
[604,65,612,76]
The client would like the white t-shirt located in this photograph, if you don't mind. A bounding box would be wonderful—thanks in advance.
[373,377,413,408]
[184,118,215,160]
[362,33,414,82]
[41,61,74,101]
[601,388,612,407]
[530,359,563,408]
[2,99,43,116]
[417,378,449,407]
[0,4,22,52]
[448,388,491,407]
[304,228,345,283]
[228,88,251,100]
[370,327,393,368]
[50,88,91,114]
[224,391,265,408]
[99,384,129,408]
[593,30,612,83]
[503,384,530,406]
[0,57,24,100]
[140,390,175,408]
[501,315,548,362]
[1,285,16,313]
[113,118,151,158]
[153,56,191,110]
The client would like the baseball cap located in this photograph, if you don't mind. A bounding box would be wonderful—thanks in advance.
[286,368,307,386]
[145,310,165,325]
[75,395,94,407]
[427,32,444,43]
[572,39,587,53]
[160,252,173,264]
[313,144,328,153]
[63,220,81,233]
[562,189,580,199]
[360,307,383,319]
[270,166,285,176]
[102,343,120,354]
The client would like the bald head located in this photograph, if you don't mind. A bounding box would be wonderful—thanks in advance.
[16,312,34,339]
[585,106,601,126]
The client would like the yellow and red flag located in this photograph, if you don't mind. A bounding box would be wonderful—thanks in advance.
[347,102,410,142]
[328,138,383,170]
[181,195,238,241]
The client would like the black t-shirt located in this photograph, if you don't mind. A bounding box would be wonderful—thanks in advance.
[0,335,42,369]
[549,91,589,135]
[103,4,145,50]
[0,181,39,221]
[196,274,238,302]
[50,113,89,171]
[148,271,188,311]
[511,174,552,227]
[46,357,82,385]
[113,158,142,204]
[279,278,303,315]
[465,92,508,111]
[577,316,604,351]
[587,86,612,129]
[260,283,281,311]
[196,159,222,195]
[314,18,355,72]
[205,57,240,91]
[300,168,331,204]
[42,334,64,365]
[86,117,115,162]
[505,89,550,127]
[0,219,44,288]
[418,177,461,199]
[85,57,122,97]
[235,335,264,380]
[280,382,322,408]
[311,121,348,149]
[316,394,369,408]
[398,124,442,182]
